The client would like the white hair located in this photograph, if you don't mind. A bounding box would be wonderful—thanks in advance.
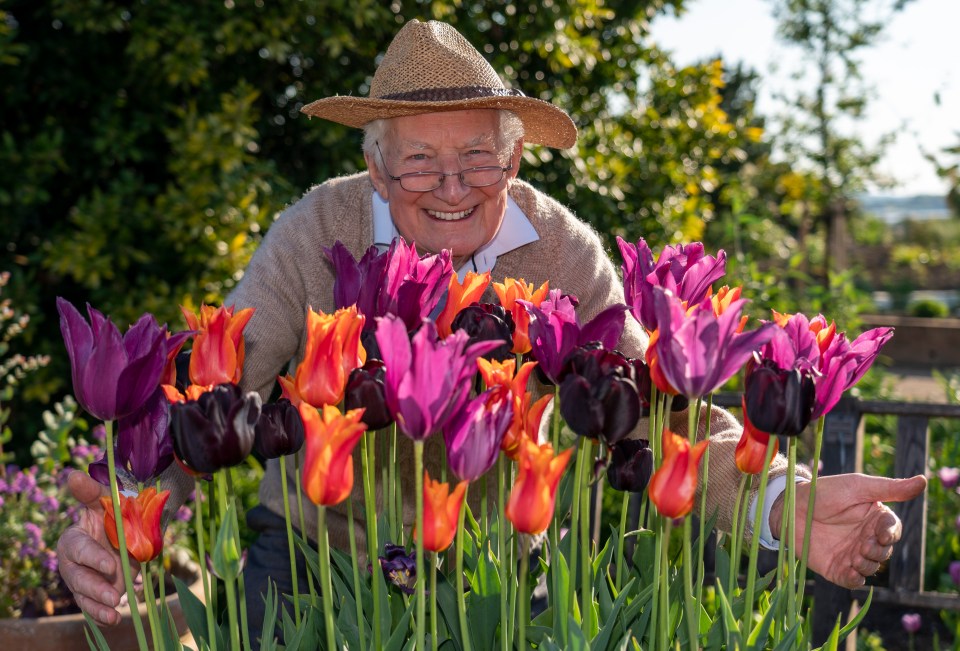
[363,109,524,172]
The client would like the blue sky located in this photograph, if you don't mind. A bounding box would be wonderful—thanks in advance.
[649,0,959,196]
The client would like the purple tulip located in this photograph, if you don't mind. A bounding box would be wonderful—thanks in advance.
[901,613,921,634]
[325,242,389,329]
[57,298,168,421]
[743,357,816,437]
[559,346,641,445]
[618,236,727,331]
[375,315,499,441]
[254,398,305,459]
[606,437,653,493]
[955,514,960,532]
[522,289,627,384]
[345,359,394,431]
[652,287,776,398]
[380,238,453,331]
[169,383,262,474]
[378,543,417,595]
[761,314,820,373]
[843,327,894,390]
[939,467,960,489]
[116,387,174,483]
[443,388,513,481]
[88,452,114,489]
[950,560,960,587]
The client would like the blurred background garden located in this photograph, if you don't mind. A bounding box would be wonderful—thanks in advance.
[2,0,959,647]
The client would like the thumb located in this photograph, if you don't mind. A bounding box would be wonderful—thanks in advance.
[67,469,112,510]
[857,473,927,503]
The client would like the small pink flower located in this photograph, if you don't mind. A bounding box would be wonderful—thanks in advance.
[950,561,960,587]
[954,514,960,532]
[939,467,960,489]
[901,613,921,634]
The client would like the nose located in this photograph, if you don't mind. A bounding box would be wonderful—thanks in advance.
[432,157,471,204]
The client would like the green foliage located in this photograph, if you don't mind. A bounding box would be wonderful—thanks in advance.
[909,298,949,318]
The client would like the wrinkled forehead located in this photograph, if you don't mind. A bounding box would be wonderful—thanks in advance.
[383,110,503,151]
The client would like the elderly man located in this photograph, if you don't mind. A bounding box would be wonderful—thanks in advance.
[58,18,925,638]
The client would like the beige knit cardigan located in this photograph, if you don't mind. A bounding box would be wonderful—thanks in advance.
[211,171,800,551]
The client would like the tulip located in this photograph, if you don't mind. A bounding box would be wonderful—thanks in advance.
[710,286,748,332]
[522,289,627,384]
[294,305,366,408]
[939,467,960,489]
[505,440,574,535]
[436,270,491,338]
[743,357,816,437]
[344,359,393,430]
[326,241,389,325]
[901,613,921,634]
[648,428,709,519]
[375,315,498,441]
[377,543,417,595]
[443,388,513,481]
[844,327,894,390]
[477,359,552,458]
[617,236,726,332]
[162,383,209,404]
[160,331,194,387]
[493,277,549,354]
[169,383,261,474]
[380,237,453,331]
[276,373,303,406]
[57,298,167,421]
[559,346,641,445]
[100,487,170,563]
[301,404,367,506]
[606,438,654,492]
[650,287,776,398]
[735,398,779,474]
[807,314,837,357]
[181,304,255,387]
[450,303,514,362]
[950,560,960,587]
[254,398,305,459]
[116,388,173,483]
[415,471,467,552]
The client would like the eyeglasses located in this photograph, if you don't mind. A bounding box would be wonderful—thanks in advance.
[375,141,512,193]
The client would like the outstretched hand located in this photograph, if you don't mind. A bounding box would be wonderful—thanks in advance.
[57,470,137,626]
[771,473,927,589]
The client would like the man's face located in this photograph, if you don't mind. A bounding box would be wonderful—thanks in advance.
[365,109,522,267]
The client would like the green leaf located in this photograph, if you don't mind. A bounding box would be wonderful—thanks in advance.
[174,574,211,649]
[383,597,415,651]
[591,577,635,651]
[81,611,112,651]
[258,580,280,651]
[211,501,241,581]
[713,578,743,651]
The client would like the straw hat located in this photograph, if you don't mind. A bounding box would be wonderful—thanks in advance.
[301,20,577,149]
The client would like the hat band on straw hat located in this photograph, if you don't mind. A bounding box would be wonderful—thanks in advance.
[381,86,526,102]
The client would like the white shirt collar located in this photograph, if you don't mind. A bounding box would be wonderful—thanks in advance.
[372,190,539,281]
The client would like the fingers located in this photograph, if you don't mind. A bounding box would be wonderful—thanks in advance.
[68,469,111,510]
[57,524,122,624]
[874,508,903,547]
[852,473,927,504]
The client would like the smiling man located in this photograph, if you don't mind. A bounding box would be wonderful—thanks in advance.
[57,18,926,644]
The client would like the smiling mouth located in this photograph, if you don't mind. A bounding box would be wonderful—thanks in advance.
[426,207,475,222]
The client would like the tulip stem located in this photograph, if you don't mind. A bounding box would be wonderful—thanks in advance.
[742,437,777,636]
[646,387,662,651]
[796,416,824,609]
[497,455,509,651]
[154,479,166,608]
[549,384,567,644]
[568,437,583,625]
[431,551,439,651]
[415,441,426,651]
[279,456,301,627]
[457,485,473,651]
[225,469,253,651]
[615,490,629,592]
[695,396,713,610]
[193,477,219,651]
[785,437,798,633]
[103,420,150,651]
[518,534,530,651]
[362,432,383,650]
[727,474,749,595]
[682,516,698,650]
[294,455,318,604]
[346,497,367,650]
[142,560,161,651]
[658,517,673,651]
[580,437,595,636]
[317,505,337,651]
[216,472,241,651]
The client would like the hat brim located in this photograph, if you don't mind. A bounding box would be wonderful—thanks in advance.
[301,95,578,149]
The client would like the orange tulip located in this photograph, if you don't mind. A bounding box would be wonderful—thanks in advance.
[277,373,303,407]
[493,277,549,354]
[735,398,779,475]
[809,315,837,357]
[436,271,491,339]
[710,286,748,333]
[505,440,573,535]
[301,403,367,506]
[648,428,709,519]
[415,471,468,552]
[181,304,255,387]
[100,487,170,563]
[645,329,679,395]
[295,306,366,408]
[161,383,209,403]
[477,358,551,459]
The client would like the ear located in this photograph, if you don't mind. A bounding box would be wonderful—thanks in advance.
[506,137,524,180]
[365,150,391,198]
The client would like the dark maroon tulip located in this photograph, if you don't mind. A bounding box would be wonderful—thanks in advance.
[450,303,514,362]
[170,383,261,474]
[378,543,417,595]
[559,346,641,445]
[630,356,689,415]
[607,438,654,493]
[254,399,305,459]
[345,359,393,431]
[744,358,816,437]
[116,388,173,483]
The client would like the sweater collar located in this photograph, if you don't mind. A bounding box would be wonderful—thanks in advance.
[372,190,539,281]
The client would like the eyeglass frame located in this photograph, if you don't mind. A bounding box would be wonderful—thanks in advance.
[375,141,514,193]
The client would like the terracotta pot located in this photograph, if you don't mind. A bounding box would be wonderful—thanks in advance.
[0,557,203,651]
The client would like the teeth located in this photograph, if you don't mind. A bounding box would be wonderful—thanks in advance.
[427,208,472,221]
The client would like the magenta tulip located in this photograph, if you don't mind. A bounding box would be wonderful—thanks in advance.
[325,242,389,328]
[443,388,513,481]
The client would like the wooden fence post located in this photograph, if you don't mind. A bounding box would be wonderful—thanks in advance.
[889,415,929,593]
